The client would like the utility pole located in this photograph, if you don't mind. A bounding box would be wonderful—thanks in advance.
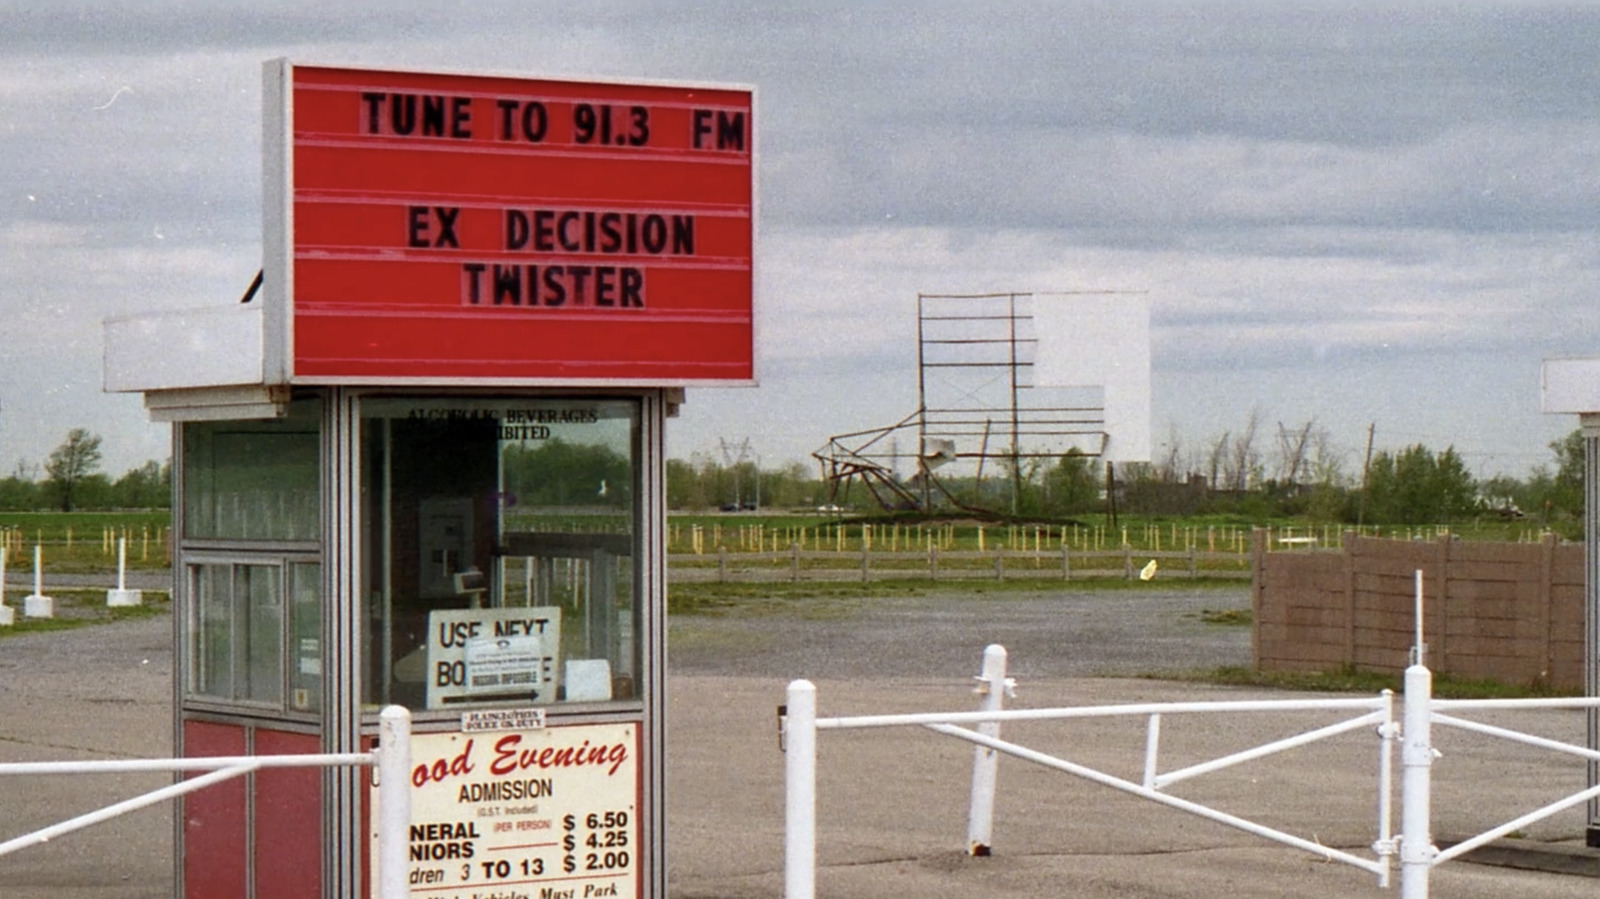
[1357,422,1376,528]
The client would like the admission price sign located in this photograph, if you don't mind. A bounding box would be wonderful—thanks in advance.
[377,723,640,898]
[267,62,754,384]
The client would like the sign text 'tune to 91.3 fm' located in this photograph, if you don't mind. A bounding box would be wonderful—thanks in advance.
[360,90,747,152]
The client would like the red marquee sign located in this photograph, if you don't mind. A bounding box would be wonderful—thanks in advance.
[264,61,754,384]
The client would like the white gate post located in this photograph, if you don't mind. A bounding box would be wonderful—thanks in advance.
[967,644,1009,855]
[1399,664,1436,899]
[377,705,413,899]
[0,546,12,626]
[785,680,817,899]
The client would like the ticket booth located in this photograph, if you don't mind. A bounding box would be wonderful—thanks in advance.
[104,61,753,899]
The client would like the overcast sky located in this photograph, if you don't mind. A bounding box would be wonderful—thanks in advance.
[3,1,1598,483]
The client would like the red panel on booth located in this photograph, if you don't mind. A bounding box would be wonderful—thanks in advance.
[183,721,247,899]
[254,729,323,898]
[271,63,755,385]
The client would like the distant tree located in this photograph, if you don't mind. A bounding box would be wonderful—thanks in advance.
[993,445,1048,515]
[502,439,630,508]
[666,455,825,511]
[760,461,819,509]
[1225,409,1262,492]
[1363,443,1477,524]
[44,429,103,512]
[1303,477,1350,524]
[71,473,113,510]
[1431,446,1478,518]
[0,473,42,511]
[1205,431,1229,492]
[666,458,707,509]
[1510,429,1587,528]
[112,459,171,508]
[1547,429,1585,518]
[1043,449,1101,515]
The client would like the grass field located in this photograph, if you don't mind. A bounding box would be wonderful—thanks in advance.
[0,511,171,572]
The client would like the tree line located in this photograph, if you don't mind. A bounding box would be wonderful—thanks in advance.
[0,429,170,512]
[7,425,1589,533]
[671,425,1587,532]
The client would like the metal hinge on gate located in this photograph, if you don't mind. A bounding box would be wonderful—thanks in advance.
[777,704,788,752]
[973,676,1017,699]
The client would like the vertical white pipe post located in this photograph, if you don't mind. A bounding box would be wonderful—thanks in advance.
[24,543,52,618]
[785,680,817,899]
[107,536,142,608]
[1413,569,1426,666]
[1400,567,1435,898]
[1142,713,1163,789]
[1400,664,1436,899]
[377,705,412,899]
[1375,688,1396,888]
[967,644,1008,855]
[0,546,11,626]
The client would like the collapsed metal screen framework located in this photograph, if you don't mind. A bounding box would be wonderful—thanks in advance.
[814,292,1125,513]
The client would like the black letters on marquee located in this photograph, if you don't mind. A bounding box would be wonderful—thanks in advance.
[370,90,748,312]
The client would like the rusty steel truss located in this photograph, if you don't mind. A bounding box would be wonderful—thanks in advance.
[813,292,1127,514]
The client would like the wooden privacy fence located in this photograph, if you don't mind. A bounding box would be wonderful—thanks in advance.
[669,544,1251,584]
[1252,530,1584,689]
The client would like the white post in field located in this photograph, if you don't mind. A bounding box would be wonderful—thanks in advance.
[23,544,53,618]
[0,546,13,626]
[106,537,143,607]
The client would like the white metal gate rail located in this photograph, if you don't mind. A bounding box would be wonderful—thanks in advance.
[0,705,413,899]
[783,647,1600,899]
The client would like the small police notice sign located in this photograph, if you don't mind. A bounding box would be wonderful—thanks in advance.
[264,61,754,385]
[462,707,548,733]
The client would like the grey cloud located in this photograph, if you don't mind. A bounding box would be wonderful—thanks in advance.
[0,3,477,56]
[10,2,1599,242]
[1,0,1596,476]
[765,122,1600,237]
[745,3,1600,235]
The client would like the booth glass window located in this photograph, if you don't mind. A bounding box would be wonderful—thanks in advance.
[179,398,323,716]
[188,558,322,712]
[182,401,321,542]
[360,397,639,713]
